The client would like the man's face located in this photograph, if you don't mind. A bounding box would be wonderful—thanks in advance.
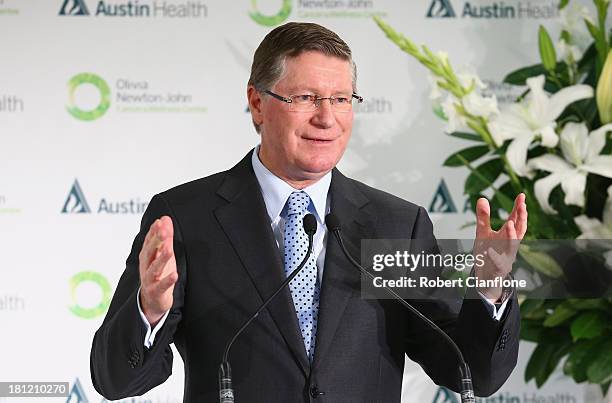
[249,51,354,185]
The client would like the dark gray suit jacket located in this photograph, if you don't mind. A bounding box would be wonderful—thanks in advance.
[90,150,519,402]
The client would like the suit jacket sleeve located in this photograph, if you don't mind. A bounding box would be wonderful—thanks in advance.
[404,206,520,397]
[90,193,187,400]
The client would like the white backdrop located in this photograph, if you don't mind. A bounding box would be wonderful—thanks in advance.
[0,0,606,401]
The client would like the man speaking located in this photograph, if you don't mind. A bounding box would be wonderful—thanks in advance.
[91,22,527,402]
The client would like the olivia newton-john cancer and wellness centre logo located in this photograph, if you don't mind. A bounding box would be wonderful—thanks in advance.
[65,73,207,119]
[66,73,111,121]
[69,271,112,319]
[248,0,387,27]
[249,0,292,26]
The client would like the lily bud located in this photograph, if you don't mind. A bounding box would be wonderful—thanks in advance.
[596,50,612,124]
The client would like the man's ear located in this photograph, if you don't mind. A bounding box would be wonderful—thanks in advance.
[247,86,264,127]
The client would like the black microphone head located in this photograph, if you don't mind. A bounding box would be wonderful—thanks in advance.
[325,214,341,232]
[302,214,317,236]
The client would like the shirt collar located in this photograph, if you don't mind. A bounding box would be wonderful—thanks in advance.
[251,145,331,223]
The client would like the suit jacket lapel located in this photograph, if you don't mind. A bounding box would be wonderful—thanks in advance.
[312,168,374,371]
[214,151,311,376]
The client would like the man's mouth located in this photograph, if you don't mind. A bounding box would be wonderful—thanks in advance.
[303,136,334,143]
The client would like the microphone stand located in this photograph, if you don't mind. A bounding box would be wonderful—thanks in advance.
[219,214,317,403]
[326,215,475,403]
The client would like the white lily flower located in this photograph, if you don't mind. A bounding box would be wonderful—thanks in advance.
[488,75,593,177]
[427,73,444,101]
[575,185,612,269]
[457,70,487,92]
[559,3,592,53]
[463,91,499,119]
[441,94,469,133]
[556,3,591,65]
[575,186,612,238]
[557,39,584,64]
[528,122,612,214]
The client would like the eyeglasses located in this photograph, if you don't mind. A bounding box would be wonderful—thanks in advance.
[264,90,363,113]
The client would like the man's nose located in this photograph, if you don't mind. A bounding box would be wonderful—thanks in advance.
[310,99,335,128]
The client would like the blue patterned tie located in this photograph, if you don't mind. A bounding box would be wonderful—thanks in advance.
[283,191,320,360]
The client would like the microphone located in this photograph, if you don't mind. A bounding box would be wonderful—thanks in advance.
[325,214,475,403]
[219,213,318,403]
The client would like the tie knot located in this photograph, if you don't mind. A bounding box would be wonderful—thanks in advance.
[286,191,310,217]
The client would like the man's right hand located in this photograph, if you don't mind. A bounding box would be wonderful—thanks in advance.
[139,216,178,327]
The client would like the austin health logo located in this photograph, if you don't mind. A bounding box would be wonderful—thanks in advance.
[67,73,111,121]
[249,0,292,26]
[426,0,456,18]
[429,178,457,213]
[59,0,89,15]
[62,179,91,214]
[426,0,557,19]
[432,386,459,403]
[61,179,148,215]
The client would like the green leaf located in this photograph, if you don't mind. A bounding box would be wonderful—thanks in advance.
[558,0,569,9]
[540,340,572,387]
[490,217,506,230]
[584,18,600,43]
[522,300,561,320]
[563,338,600,382]
[601,381,611,398]
[521,320,543,342]
[433,104,446,121]
[526,337,572,387]
[518,244,564,278]
[570,311,606,341]
[587,340,612,383]
[446,131,483,142]
[504,63,548,85]
[443,145,490,167]
[543,302,577,327]
[520,298,544,317]
[526,343,555,383]
[578,43,597,72]
[560,30,571,43]
[567,298,610,311]
[538,26,557,72]
[464,158,504,194]
[493,190,515,214]
[492,181,516,214]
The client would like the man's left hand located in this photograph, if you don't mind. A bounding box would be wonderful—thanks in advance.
[473,193,528,302]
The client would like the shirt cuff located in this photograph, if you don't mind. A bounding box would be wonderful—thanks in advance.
[137,287,170,348]
[477,291,509,321]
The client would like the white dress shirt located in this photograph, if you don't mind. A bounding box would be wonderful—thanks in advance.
[138,146,507,348]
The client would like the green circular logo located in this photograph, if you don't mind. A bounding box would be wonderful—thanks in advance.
[66,73,111,121]
[69,271,112,319]
[249,0,292,26]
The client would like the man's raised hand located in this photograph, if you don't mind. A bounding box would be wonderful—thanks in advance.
[138,216,178,326]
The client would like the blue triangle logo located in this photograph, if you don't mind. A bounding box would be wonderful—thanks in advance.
[62,179,91,214]
[59,0,90,16]
[426,0,456,18]
[66,378,89,403]
[429,178,457,213]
